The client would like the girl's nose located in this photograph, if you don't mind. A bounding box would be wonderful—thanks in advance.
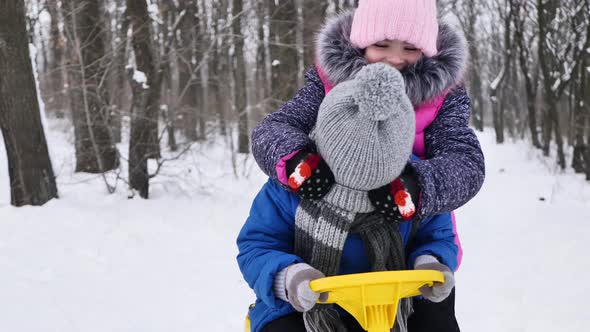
[385,56,405,69]
[387,55,403,64]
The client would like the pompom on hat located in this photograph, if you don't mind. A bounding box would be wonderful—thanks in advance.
[311,63,415,192]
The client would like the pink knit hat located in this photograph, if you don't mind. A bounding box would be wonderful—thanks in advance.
[350,0,439,57]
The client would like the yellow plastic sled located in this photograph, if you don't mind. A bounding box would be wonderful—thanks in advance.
[245,270,443,332]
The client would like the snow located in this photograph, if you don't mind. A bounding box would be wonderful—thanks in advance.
[271,59,281,67]
[1,124,590,331]
[28,44,50,140]
[38,10,51,25]
[489,65,505,91]
[147,1,162,24]
[456,133,590,332]
[1,118,264,331]
[551,78,561,92]
[132,70,149,89]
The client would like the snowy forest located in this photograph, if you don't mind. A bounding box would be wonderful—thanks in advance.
[0,0,589,207]
[1,1,590,332]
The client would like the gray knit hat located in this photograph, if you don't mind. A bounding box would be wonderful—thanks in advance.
[311,63,415,195]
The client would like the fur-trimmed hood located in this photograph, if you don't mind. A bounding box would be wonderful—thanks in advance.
[315,11,469,106]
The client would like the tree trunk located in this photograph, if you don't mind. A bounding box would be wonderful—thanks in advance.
[213,0,228,137]
[263,1,272,108]
[567,84,576,147]
[512,0,541,148]
[233,0,249,154]
[63,0,118,173]
[63,4,86,167]
[490,64,506,144]
[127,0,163,198]
[0,0,59,206]
[295,0,305,87]
[254,0,273,120]
[159,0,177,151]
[126,67,150,198]
[492,97,505,143]
[177,2,199,141]
[468,53,485,131]
[254,0,269,122]
[45,0,66,115]
[538,0,550,156]
[490,0,514,144]
[538,0,566,169]
[541,105,552,156]
[110,0,129,143]
[503,66,517,139]
[584,11,590,181]
[585,116,590,181]
[268,0,298,108]
[551,103,566,170]
[573,142,587,174]
[585,62,590,181]
[572,57,588,173]
[302,0,328,68]
[197,0,208,141]
[521,62,541,148]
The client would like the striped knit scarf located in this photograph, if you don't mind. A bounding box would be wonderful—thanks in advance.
[294,198,412,332]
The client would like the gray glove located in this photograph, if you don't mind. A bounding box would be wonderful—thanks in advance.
[274,263,326,312]
[414,255,455,303]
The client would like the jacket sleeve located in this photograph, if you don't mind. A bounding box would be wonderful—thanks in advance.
[409,86,485,220]
[237,180,304,309]
[407,212,459,272]
[251,67,325,183]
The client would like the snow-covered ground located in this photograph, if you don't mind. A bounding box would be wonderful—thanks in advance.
[456,135,590,332]
[1,121,589,332]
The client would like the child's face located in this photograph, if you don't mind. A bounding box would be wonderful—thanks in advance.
[364,40,423,70]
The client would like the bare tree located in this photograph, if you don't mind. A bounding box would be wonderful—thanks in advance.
[570,1,590,174]
[212,0,230,136]
[464,0,485,131]
[585,69,590,180]
[45,0,66,115]
[158,0,178,151]
[268,0,298,107]
[197,0,210,141]
[62,0,118,173]
[126,0,164,198]
[513,0,541,148]
[104,0,128,143]
[233,0,249,153]
[176,1,200,141]
[302,0,329,68]
[537,0,589,169]
[254,0,272,118]
[19,0,590,186]
[489,0,515,144]
[0,0,58,206]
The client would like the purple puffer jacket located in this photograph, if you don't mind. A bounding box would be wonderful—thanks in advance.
[251,11,485,222]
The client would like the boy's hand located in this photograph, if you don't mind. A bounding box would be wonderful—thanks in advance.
[368,165,419,222]
[285,263,326,312]
[286,151,335,200]
[414,255,455,303]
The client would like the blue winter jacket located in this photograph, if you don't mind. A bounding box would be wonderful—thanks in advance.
[237,179,459,332]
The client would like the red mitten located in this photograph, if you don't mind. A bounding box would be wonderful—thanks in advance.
[286,151,335,200]
[368,165,420,222]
